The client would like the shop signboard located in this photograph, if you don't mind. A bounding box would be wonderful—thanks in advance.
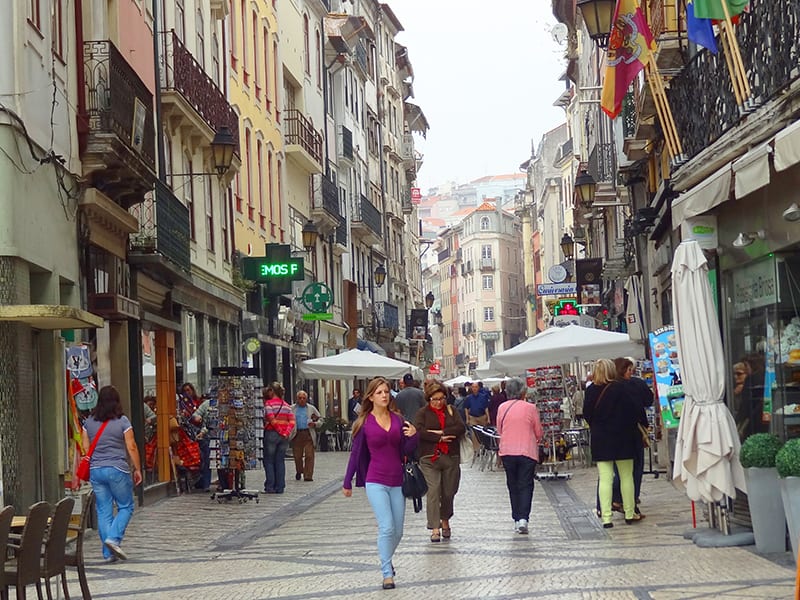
[731,258,777,313]
[410,187,422,204]
[576,258,603,306]
[648,325,683,429]
[681,215,718,250]
[537,283,576,297]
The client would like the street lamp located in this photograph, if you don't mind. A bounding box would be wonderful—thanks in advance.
[575,168,597,208]
[301,219,319,252]
[210,126,237,176]
[425,291,434,309]
[577,0,617,49]
[560,233,575,260]
[374,264,387,288]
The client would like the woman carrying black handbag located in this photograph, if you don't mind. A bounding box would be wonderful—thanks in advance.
[343,377,419,591]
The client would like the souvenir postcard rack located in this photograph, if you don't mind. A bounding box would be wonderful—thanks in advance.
[207,367,262,503]
[531,365,571,481]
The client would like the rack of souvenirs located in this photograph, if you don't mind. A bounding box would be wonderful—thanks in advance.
[635,359,665,477]
[528,366,571,480]
[207,367,262,503]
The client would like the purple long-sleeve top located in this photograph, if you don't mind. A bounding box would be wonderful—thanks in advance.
[343,412,419,489]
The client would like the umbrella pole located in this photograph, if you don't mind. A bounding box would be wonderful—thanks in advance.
[691,501,696,528]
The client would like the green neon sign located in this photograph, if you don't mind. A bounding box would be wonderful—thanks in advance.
[258,262,301,278]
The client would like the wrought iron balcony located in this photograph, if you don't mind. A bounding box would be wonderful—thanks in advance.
[437,248,451,262]
[311,173,343,229]
[351,194,382,244]
[334,222,348,248]
[160,31,239,152]
[480,258,495,271]
[587,142,616,185]
[80,40,157,207]
[129,179,191,278]
[284,108,323,172]
[668,0,800,161]
[340,126,354,161]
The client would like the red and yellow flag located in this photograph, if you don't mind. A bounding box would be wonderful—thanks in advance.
[601,0,656,119]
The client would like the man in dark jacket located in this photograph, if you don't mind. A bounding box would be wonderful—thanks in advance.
[395,374,425,421]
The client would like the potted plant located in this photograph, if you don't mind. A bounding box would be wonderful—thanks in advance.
[776,437,800,560]
[740,433,785,553]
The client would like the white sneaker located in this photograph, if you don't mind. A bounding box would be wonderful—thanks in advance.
[104,539,128,561]
[513,520,521,533]
[518,519,529,534]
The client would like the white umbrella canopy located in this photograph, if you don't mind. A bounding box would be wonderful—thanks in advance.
[474,361,503,379]
[671,240,746,502]
[488,324,642,374]
[443,374,472,387]
[298,349,423,380]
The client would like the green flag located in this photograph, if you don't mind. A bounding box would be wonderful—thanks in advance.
[692,0,749,20]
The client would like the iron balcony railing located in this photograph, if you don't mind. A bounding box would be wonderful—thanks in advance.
[354,194,382,237]
[669,0,800,161]
[341,126,353,160]
[82,40,156,170]
[321,175,342,221]
[129,179,191,272]
[284,108,323,165]
[160,30,239,150]
[335,222,348,246]
[621,92,637,139]
[437,248,451,262]
[588,142,616,184]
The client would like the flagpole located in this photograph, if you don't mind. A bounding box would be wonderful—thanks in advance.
[646,65,678,159]
[718,24,744,107]
[646,56,683,159]
[718,0,751,100]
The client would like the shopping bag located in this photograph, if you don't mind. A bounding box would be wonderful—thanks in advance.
[76,456,91,482]
[459,433,473,464]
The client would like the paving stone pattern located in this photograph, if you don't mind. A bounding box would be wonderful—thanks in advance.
[70,453,796,599]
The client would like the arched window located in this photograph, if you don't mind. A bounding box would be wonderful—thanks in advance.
[480,216,491,231]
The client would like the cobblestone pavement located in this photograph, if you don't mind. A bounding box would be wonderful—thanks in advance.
[67,453,796,600]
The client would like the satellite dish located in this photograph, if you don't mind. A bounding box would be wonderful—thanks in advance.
[552,23,568,45]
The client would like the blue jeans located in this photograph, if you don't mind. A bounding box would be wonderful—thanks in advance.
[501,455,537,521]
[197,437,211,490]
[365,483,406,579]
[263,430,289,493]
[90,466,135,559]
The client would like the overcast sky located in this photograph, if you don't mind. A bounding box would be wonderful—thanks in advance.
[390,2,568,191]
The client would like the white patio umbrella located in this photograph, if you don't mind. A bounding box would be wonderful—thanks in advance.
[443,374,472,387]
[671,240,746,502]
[474,361,504,379]
[297,348,423,380]
[488,324,642,374]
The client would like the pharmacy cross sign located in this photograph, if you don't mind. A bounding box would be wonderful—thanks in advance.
[301,282,333,313]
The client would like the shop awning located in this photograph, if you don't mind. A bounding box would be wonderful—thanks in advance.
[732,143,771,199]
[774,119,800,172]
[671,163,731,229]
[0,305,104,330]
[404,102,429,138]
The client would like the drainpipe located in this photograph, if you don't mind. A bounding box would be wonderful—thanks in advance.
[152,0,166,183]
[75,0,87,154]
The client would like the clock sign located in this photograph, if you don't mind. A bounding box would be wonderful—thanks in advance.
[548,264,568,283]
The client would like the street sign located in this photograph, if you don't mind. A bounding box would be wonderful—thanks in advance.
[241,244,305,295]
[411,187,422,204]
[302,313,333,321]
[301,282,333,313]
[537,283,577,297]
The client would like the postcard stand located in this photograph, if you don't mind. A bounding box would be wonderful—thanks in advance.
[531,365,571,481]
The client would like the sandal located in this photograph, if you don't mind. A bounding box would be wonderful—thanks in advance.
[441,527,451,539]
[430,530,441,543]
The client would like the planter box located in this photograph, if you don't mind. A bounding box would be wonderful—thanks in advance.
[779,476,800,560]
[744,467,786,553]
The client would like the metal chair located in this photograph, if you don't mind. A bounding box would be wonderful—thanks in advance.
[472,426,500,472]
[40,496,75,600]
[64,492,94,600]
[4,501,52,600]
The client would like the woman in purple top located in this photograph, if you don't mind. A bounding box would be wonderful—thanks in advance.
[343,377,418,590]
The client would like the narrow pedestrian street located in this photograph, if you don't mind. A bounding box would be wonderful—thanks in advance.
[79,453,794,599]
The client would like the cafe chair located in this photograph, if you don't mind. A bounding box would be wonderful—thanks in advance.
[4,501,52,600]
[39,496,75,600]
[64,492,94,600]
[0,505,16,600]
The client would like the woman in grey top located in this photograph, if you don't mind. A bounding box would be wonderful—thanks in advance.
[82,385,142,562]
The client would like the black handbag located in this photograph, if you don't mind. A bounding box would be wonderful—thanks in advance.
[401,459,428,513]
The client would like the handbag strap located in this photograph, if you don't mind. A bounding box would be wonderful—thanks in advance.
[498,400,520,431]
[86,420,110,458]
[593,383,613,410]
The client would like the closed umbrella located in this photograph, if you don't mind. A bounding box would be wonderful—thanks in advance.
[671,240,746,502]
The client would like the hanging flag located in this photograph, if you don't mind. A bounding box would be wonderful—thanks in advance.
[686,0,718,54]
[601,0,656,119]
[692,0,748,20]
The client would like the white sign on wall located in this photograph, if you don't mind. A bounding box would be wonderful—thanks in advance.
[681,215,719,250]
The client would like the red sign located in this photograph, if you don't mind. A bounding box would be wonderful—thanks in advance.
[410,188,422,204]
[429,362,440,375]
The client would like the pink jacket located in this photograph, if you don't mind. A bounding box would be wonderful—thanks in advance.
[496,399,544,462]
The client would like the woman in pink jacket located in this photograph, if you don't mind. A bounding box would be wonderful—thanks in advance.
[496,377,543,535]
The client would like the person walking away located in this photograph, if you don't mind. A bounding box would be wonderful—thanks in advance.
[610,357,652,516]
[343,377,418,590]
[488,384,507,426]
[583,358,648,528]
[464,381,489,450]
[496,378,543,535]
[291,390,321,481]
[394,373,425,421]
[262,382,295,493]
[81,385,142,562]
[414,379,466,542]
[348,388,362,423]
[454,386,468,422]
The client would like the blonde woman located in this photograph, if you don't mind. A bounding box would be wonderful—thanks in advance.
[583,358,647,528]
[343,377,418,590]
